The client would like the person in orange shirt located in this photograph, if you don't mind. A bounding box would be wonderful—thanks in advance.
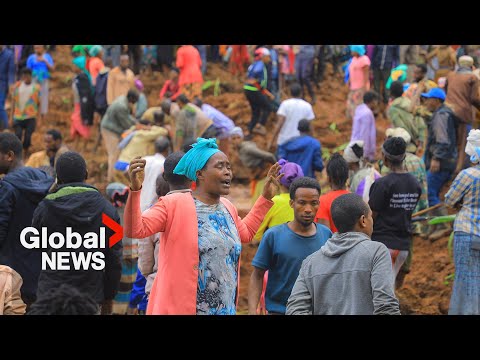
[315,153,350,232]
[88,45,105,86]
[176,45,203,100]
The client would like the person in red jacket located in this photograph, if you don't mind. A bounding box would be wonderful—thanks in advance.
[159,67,181,101]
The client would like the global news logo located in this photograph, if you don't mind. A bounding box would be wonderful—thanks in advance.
[20,213,123,271]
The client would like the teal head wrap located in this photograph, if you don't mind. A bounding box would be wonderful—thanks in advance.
[72,56,92,85]
[349,45,366,56]
[173,138,220,181]
[89,45,103,57]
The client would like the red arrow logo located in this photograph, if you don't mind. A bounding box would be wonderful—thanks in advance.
[102,213,123,248]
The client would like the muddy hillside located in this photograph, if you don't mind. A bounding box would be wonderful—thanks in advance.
[33,45,453,315]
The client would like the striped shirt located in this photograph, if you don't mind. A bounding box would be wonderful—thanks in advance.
[445,165,480,236]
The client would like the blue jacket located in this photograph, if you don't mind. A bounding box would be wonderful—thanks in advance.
[0,167,54,302]
[0,48,15,93]
[245,60,267,90]
[425,104,458,173]
[278,135,324,178]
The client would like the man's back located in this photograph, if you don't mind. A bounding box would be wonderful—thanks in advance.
[446,71,480,124]
[34,183,122,304]
[286,232,400,315]
[277,135,323,178]
[276,98,315,145]
[0,167,54,303]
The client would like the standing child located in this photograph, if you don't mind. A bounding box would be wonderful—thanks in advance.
[26,45,54,125]
[11,68,41,158]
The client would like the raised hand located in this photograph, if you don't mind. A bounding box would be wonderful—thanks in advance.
[261,162,284,201]
[128,157,146,191]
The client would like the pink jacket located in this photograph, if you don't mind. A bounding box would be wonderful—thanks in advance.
[176,45,203,86]
[124,191,273,315]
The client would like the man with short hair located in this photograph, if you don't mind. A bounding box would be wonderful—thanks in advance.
[286,193,400,315]
[33,151,122,314]
[0,132,54,307]
[101,89,139,182]
[25,129,69,170]
[277,119,324,178]
[351,91,380,162]
[107,54,135,105]
[248,177,332,315]
[269,82,316,149]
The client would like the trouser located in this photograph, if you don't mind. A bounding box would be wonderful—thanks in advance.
[314,55,327,85]
[269,79,280,105]
[33,79,49,115]
[427,170,452,206]
[245,90,271,132]
[195,45,207,75]
[104,46,121,67]
[389,249,409,284]
[128,45,143,75]
[0,88,8,130]
[448,232,480,315]
[101,128,121,182]
[13,118,36,150]
[373,67,392,104]
[209,45,220,62]
[295,55,315,101]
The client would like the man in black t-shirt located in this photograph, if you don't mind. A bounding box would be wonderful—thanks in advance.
[369,137,422,285]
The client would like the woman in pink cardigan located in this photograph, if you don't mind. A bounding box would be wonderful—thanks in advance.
[124,138,282,315]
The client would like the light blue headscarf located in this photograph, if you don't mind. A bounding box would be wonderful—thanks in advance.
[89,45,103,57]
[349,45,366,56]
[173,138,220,181]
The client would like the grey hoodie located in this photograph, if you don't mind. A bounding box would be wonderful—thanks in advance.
[286,232,400,315]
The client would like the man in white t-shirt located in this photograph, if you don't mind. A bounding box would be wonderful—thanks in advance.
[269,83,315,150]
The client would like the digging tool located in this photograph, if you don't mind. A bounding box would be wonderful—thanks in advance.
[411,203,444,218]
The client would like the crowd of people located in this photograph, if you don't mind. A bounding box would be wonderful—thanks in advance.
[0,44,479,315]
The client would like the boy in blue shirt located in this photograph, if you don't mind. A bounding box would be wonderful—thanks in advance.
[248,177,332,315]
